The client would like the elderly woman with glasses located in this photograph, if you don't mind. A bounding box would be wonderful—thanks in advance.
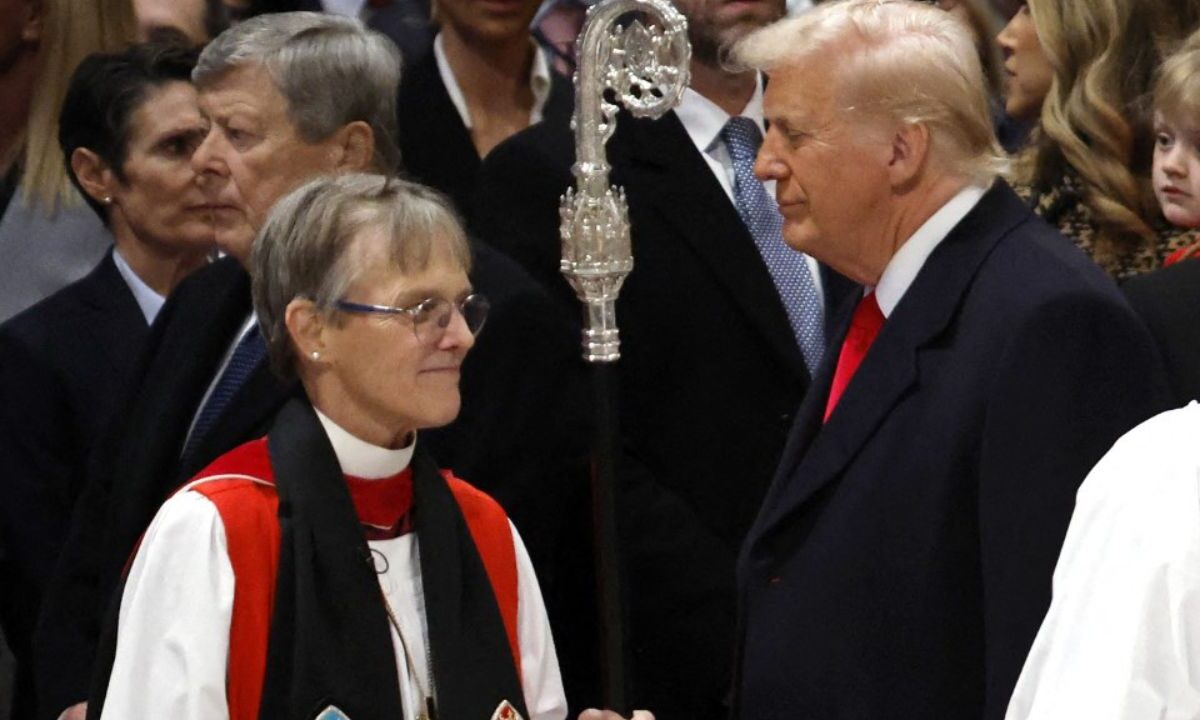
[94,173,568,720]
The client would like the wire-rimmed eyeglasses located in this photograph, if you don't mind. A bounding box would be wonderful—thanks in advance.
[332,293,491,344]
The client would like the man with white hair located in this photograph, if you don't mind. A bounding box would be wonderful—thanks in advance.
[473,0,857,716]
[730,1,1169,718]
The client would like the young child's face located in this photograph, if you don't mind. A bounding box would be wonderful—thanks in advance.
[1153,112,1200,229]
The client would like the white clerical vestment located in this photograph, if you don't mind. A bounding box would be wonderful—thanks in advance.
[1006,402,1200,719]
[101,412,567,720]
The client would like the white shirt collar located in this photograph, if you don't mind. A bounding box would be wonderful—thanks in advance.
[111,247,165,324]
[320,0,368,18]
[315,408,415,479]
[873,183,989,318]
[675,74,766,154]
[433,33,554,131]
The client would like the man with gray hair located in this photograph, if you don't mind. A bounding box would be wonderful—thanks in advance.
[729,1,1169,718]
[33,13,399,720]
[35,12,582,720]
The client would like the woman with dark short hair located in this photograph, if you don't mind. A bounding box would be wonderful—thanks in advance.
[0,41,212,720]
[57,42,214,298]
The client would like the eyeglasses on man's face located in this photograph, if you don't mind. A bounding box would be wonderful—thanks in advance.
[332,293,491,345]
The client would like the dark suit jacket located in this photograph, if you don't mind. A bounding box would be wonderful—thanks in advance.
[396,48,574,214]
[1122,259,1200,405]
[35,245,585,719]
[33,256,292,719]
[474,108,856,719]
[0,254,146,719]
[735,182,1171,720]
[294,0,435,63]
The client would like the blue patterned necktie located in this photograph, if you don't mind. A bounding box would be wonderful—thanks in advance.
[721,116,826,375]
[182,324,267,462]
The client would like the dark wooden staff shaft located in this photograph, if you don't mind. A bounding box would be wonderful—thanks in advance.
[590,361,630,713]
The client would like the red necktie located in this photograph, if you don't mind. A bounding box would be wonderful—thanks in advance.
[824,292,885,422]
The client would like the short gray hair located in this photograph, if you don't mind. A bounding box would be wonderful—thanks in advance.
[195,11,401,172]
[251,173,471,379]
[734,0,1007,183]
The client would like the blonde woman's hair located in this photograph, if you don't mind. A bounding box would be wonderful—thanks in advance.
[1018,0,1193,264]
[733,0,1007,184]
[22,0,137,212]
[1153,27,1200,133]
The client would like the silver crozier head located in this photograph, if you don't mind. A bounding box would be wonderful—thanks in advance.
[559,0,691,362]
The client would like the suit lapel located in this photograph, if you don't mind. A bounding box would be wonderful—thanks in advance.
[749,182,1030,546]
[398,53,482,200]
[763,290,858,505]
[135,259,255,483]
[75,253,148,376]
[617,112,809,378]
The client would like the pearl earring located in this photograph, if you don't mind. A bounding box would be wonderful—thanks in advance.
[310,350,321,360]
[102,196,113,205]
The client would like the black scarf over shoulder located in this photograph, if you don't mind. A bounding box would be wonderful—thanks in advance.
[89,397,527,720]
[260,397,528,719]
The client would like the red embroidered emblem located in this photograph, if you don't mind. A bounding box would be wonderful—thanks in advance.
[491,700,524,720]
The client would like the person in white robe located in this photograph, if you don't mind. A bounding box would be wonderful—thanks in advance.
[97,174,568,720]
[1006,401,1200,719]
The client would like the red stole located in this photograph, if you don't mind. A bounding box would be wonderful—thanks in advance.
[187,438,520,720]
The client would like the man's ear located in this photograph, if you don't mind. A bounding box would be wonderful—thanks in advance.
[331,121,376,173]
[887,122,930,191]
[70,148,117,206]
[284,298,329,367]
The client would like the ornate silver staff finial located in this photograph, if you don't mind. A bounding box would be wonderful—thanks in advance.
[559,0,691,362]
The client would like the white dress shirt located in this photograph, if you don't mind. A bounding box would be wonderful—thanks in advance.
[872,183,987,317]
[111,247,166,324]
[320,0,368,17]
[433,33,554,130]
[319,0,364,17]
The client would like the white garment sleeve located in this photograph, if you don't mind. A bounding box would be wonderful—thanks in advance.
[1005,405,1200,720]
[100,491,234,720]
[511,520,568,720]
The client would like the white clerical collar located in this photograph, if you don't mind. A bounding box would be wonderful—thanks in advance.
[314,408,415,479]
[872,182,989,318]
[676,74,767,155]
[433,33,554,130]
[111,247,166,324]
